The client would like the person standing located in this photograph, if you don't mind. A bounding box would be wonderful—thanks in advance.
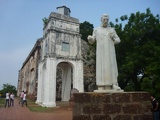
[151,95,160,120]
[22,92,27,107]
[5,91,10,108]
[10,92,14,106]
[19,91,24,104]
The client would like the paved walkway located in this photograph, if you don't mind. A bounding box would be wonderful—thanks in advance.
[0,98,72,120]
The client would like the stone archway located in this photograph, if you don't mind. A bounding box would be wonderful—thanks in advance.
[56,62,73,101]
[36,58,83,107]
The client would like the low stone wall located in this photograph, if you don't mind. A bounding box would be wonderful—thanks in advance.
[73,92,153,120]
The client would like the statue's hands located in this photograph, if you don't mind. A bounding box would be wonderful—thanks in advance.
[108,31,120,44]
[87,35,93,40]
[87,35,95,44]
[108,32,114,41]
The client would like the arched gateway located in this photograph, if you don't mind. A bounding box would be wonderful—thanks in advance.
[56,62,73,101]
[35,6,84,107]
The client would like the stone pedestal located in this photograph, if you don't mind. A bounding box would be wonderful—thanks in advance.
[94,85,124,93]
[97,85,112,90]
[73,92,153,120]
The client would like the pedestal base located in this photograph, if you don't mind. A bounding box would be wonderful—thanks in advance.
[94,89,124,93]
[73,92,153,120]
[94,85,123,92]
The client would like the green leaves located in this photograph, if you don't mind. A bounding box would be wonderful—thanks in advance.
[113,8,160,93]
[79,9,160,97]
[0,84,17,97]
[42,17,48,26]
[80,21,94,41]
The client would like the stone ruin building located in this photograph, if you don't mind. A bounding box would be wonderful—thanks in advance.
[17,6,96,107]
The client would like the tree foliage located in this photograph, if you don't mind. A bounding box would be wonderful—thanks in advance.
[0,84,17,97]
[79,9,160,98]
[42,17,48,26]
[80,21,94,41]
[110,8,160,98]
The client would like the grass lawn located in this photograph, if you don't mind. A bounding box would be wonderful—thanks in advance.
[0,98,5,107]
[27,98,69,112]
[26,98,51,112]
[27,105,57,112]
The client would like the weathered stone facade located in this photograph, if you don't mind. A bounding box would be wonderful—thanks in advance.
[35,6,84,107]
[73,92,153,120]
[17,39,41,97]
[17,6,96,106]
[17,36,96,99]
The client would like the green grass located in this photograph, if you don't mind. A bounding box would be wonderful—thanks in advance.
[27,98,57,112]
[27,105,56,112]
[0,98,5,107]
[27,99,70,112]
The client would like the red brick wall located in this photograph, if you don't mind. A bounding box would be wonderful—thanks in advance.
[73,92,153,120]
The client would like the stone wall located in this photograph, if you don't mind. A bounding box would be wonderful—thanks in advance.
[17,39,41,98]
[81,40,96,92]
[73,92,153,120]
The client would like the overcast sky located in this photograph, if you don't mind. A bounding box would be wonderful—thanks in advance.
[0,0,159,89]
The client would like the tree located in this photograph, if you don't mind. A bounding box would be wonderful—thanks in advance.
[110,8,160,94]
[0,84,17,97]
[80,21,94,41]
[79,9,160,97]
[80,21,96,92]
[80,21,96,60]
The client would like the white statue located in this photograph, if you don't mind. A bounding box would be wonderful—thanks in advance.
[88,14,121,91]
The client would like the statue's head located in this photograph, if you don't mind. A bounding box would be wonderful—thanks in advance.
[101,14,109,27]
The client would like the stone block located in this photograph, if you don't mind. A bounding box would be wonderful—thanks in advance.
[133,115,153,120]
[83,105,102,114]
[91,93,111,103]
[73,115,91,120]
[113,115,131,120]
[112,93,131,103]
[73,103,82,115]
[93,115,111,120]
[103,94,111,103]
[74,93,91,103]
[103,104,121,114]
[131,92,150,102]
[73,92,153,120]
[123,104,142,114]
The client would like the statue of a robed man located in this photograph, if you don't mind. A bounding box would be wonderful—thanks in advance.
[88,14,122,91]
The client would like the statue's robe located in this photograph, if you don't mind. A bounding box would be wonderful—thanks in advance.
[91,27,120,86]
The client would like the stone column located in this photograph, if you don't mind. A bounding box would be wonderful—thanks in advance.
[35,62,43,104]
[73,60,84,92]
[42,58,57,107]
[62,65,72,101]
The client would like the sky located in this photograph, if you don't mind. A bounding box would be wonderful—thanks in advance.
[0,0,159,90]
